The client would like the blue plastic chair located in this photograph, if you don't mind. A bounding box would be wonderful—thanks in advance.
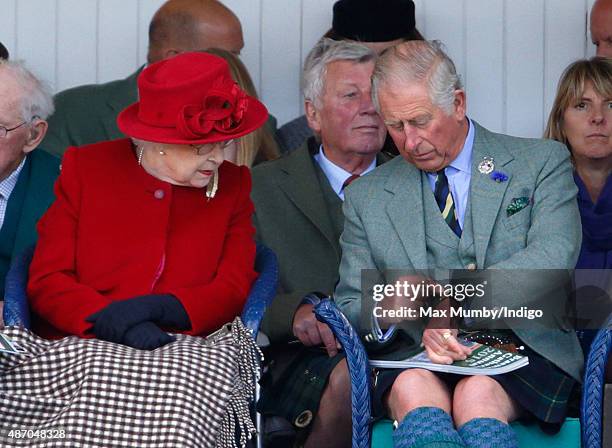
[3,245,35,329]
[582,313,612,448]
[4,243,278,340]
[313,299,611,448]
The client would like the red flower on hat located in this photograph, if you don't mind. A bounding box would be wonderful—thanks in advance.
[176,83,249,139]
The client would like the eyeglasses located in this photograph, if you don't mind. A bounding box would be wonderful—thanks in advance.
[0,121,27,138]
[0,116,39,138]
[191,139,234,156]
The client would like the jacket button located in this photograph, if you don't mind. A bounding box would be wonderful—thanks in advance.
[294,410,313,428]
[154,189,165,199]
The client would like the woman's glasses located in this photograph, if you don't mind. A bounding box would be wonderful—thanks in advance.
[191,139,234,156]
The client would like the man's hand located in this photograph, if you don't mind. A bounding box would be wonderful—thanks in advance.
[292,303,341,357]
[422,328,473,365]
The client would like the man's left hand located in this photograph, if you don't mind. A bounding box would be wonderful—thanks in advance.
[292,303,341,357]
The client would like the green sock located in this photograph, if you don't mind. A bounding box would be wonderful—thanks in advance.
[393,406,465,448]
[458,418,518,448]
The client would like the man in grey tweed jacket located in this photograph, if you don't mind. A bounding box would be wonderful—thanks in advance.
[336,40,582,448]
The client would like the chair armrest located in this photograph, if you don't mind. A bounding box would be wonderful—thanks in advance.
[582,313,612,448]
[3,245,34,328]
[314,299,371,448]
[240,244,279,339]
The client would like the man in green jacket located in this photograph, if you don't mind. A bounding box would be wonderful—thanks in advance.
[0,60,59,301]
[253,38,391,447]
[41,0,244,157]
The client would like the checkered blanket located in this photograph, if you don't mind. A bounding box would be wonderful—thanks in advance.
[0,318,261,447]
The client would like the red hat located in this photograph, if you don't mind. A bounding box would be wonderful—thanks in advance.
[117,52,268,145]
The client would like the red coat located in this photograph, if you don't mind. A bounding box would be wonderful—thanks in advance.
[28,139,257,339]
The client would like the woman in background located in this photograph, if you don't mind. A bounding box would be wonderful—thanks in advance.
[205,47,280,167]
[545,57,612,362]
[545,57,612,269]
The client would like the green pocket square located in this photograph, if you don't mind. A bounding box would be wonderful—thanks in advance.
[506,197,530,217]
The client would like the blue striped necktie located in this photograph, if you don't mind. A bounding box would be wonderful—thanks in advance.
[434,169,462,237]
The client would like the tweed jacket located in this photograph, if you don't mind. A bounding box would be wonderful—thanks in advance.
[252,137,391,343]
[28,139,257,340]
[335,121,584,381]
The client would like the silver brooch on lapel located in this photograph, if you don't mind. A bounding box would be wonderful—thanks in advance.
[478,157,495,174]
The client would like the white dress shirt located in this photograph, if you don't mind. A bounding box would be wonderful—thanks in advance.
[314,145,377,200]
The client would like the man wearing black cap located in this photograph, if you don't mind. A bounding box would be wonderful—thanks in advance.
[0,42,9,60]
[276,0,423,153]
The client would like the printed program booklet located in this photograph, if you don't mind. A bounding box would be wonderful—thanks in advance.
[370,340,529,375]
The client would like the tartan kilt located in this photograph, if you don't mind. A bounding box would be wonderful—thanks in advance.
[0,319,261,448]
[372,342,577,426]
[257,345,344,429]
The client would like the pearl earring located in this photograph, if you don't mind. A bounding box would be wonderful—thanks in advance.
[159,150,166,156]
[137,146,144,166]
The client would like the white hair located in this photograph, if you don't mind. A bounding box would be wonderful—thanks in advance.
[302,37,376,108]
[372,40,462,114]
[0,59,54,121]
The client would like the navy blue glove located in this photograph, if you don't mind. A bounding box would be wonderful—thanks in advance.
[122,321,175,350]
[86,294,191,344]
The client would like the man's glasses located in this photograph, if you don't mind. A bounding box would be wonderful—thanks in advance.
[0,116,39,138]
[0,121,27,138]
[191,139,234,156]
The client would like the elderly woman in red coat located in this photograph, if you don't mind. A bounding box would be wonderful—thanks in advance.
[0,52,268,447]
[28,52,268,346]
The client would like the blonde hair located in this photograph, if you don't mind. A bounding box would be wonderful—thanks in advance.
[544,57,612,151]
[204,48,279,167]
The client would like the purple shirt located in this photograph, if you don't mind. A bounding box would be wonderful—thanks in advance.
[574,172,612,269]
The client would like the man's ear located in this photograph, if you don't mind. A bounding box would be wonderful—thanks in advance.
[304,101,322,134]
[163,49,181,60]
[22,119,48,154]
[452,89,466,121]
